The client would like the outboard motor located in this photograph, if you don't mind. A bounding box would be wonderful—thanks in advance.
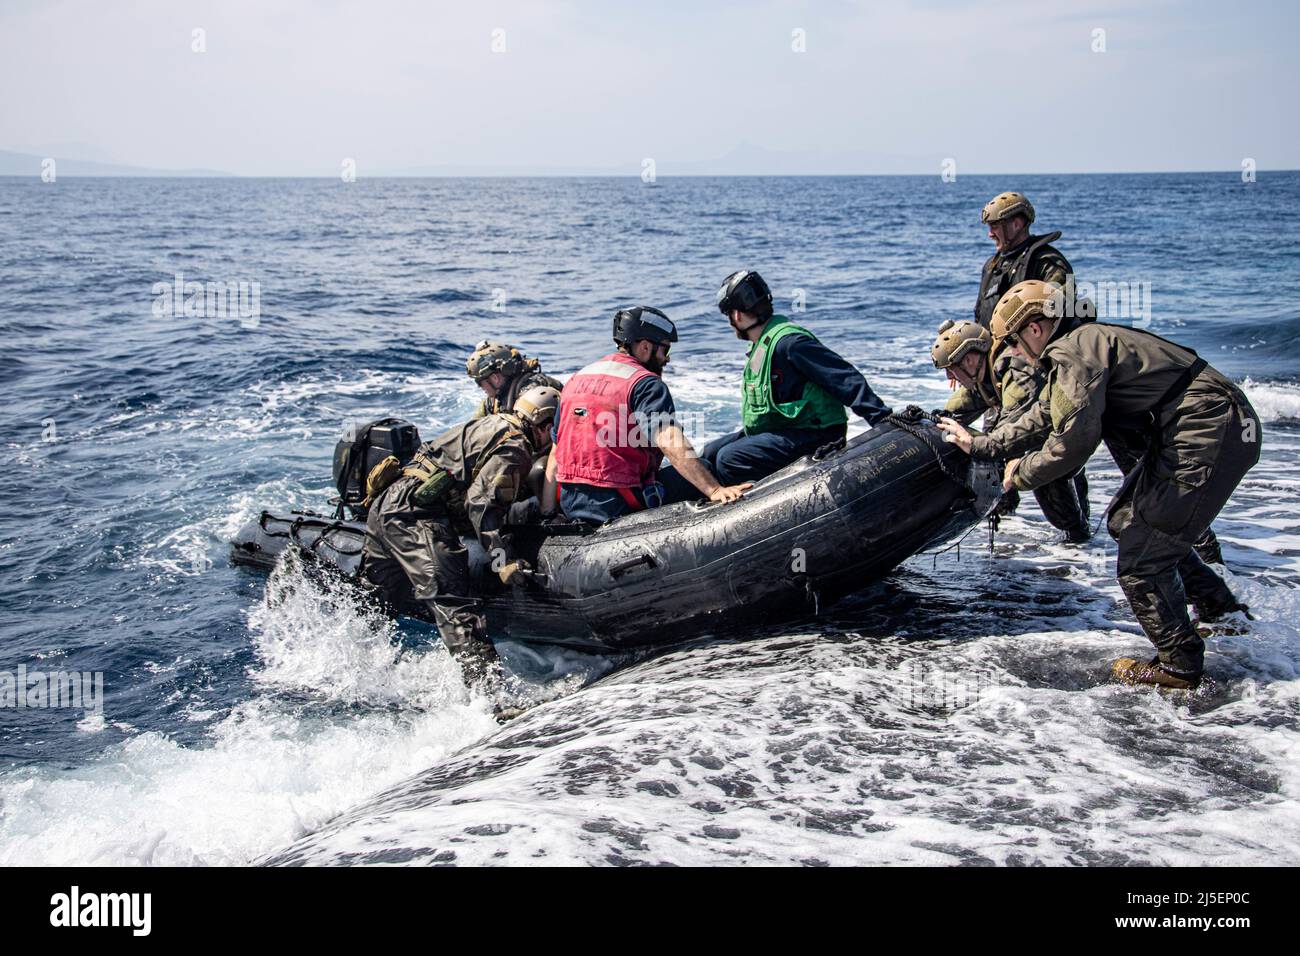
[331,418,420,520]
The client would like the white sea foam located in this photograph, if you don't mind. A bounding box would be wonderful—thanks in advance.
[1241,378,1300,423]
[0,554,498,866]
[263,523,1300,867]
[246,368,479,435]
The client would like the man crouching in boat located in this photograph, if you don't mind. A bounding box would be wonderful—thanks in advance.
[363,386,561,691]
[937,280,1259,690]
[703,270,892,485]
[541,306,751,524]
[466,340,563,419]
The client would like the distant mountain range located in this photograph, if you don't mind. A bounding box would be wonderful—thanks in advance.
[2,144,1285,179]
[0,149,232,177]
[0,141,936,178]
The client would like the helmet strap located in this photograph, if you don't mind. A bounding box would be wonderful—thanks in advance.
[1019,317,1055,364]
[980,358,1003,407]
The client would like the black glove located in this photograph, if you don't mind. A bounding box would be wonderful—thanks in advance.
[507,496,540,526]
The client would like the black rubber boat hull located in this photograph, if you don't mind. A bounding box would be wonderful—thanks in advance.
[231,418,1002,650]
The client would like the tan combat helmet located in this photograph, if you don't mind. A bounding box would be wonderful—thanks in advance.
[931,319,992,369]
[513,384,561,430]
[981,192,1036,225]
[467,340,524,382]
[990,280,1067,347]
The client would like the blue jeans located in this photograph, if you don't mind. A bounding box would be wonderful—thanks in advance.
[701,425,846,486]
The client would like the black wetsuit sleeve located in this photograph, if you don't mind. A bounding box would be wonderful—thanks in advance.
[779,335,892,424]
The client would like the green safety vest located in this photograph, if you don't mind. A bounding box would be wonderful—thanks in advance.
[741,315,848,435]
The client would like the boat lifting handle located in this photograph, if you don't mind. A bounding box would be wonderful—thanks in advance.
[608,553,658,579]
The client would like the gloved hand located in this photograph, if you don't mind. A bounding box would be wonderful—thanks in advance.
[507,496,540,526]
[498,559,534,587]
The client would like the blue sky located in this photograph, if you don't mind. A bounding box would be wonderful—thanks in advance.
[2,0,1296,175]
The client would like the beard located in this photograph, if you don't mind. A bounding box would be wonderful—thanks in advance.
[643,353,667,375]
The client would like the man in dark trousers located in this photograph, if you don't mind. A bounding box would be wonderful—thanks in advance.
[938,280,1259,690]
[703,269,891,485]
[364,385,560,692]
[543,306,751,525]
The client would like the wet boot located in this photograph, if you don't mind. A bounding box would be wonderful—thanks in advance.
[1193,595,1253,626]
[1111,656,1201,691]
[426,599,526,721]
[1063,521,1092,544]
[1178,551,1251,626]
[1117,572,1206,677]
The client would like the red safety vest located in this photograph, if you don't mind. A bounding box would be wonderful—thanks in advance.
[555,352,663,491]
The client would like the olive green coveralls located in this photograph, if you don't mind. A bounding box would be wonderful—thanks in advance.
[971,320,1260,677]
[364,414,539,684]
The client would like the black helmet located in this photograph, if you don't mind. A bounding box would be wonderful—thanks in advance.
[612,306,678,348]
[716,270,773,317]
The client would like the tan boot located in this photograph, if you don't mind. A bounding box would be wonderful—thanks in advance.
[1111,657,1200,691]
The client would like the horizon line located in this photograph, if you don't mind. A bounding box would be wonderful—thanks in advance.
[3,169,1297,180]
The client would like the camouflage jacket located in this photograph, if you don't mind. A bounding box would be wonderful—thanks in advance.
[408,413,540,556]
[943,351,1042,426]
[471,360,564,419]
[970,322,1244,491]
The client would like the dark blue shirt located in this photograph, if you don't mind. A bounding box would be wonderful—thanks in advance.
[767,331,891,426]
[558,375,676,525]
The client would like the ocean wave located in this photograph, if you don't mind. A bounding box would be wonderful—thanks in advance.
[1242,378,1300,422]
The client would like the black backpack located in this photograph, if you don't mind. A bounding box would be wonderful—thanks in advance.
[331,418,421,520]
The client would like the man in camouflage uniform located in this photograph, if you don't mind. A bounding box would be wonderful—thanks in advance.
[968,192,1090,540]
[467,341,563,419]
[936,323,1231,598]
[933,318,1090,542]
[364,385,560,689]
[938,281,1259,690]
